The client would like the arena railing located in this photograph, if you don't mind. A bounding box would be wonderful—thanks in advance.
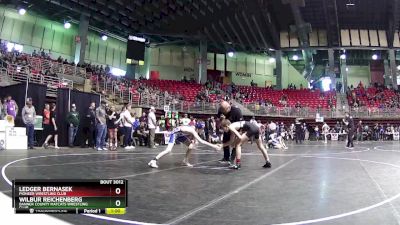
[129,93,219,114]
[243,102,400,118]
[27,56,88,80]
[242,103,336,118]
[91,79,400,118]
[0,67,8,84]
[5,64,74,97]
[92,79,219,114]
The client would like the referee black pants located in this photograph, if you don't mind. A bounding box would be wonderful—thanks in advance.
[347,130,354,148]
[295,131,302,144]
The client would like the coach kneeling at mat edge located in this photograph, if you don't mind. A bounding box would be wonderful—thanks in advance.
[217,100,243,163]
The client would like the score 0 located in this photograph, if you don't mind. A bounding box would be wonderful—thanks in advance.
[113,186,124,207]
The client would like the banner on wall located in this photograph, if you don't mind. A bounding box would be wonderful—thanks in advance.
[265,80,272,87]
[235,72,252,77]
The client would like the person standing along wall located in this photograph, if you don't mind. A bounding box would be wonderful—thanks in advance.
[5,95,18,119]
[43,103,59,149]
[66,104,80,148]
[121,104,135,150]
[0,100,5,120]
[95,101,108,151]
[21,98,36,149]
[81,102,96,148]
[148,106,157,149]
[41,104,51,145]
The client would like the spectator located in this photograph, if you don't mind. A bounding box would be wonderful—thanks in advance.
[41,103,51,145]
[4,95,18,119]
[95,101,108,151]
[66,104,80,148]
[81,102,96,148]
[158,115,166,131]
[0,99,5,120]
[180,114,191,126]
[206,116,216,142]
[121,104,135,149]
[139,112,147,124]
[106,106,119,151]
[21,98,36,149]
[148,106,157,149]
[43,103,59,149]
[135,122,149,146]
[356,120,363,142]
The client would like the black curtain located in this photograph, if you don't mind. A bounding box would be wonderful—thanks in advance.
[0,83,47,126]
[56,89,100,147]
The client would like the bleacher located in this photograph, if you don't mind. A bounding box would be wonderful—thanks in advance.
[131,79,203,102]
[348,87,397,107]
[230,85,336,109]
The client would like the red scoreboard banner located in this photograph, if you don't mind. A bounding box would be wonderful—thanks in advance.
[12,179,128,214]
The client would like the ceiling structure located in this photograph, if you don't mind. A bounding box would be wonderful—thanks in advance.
[2,0,400,52]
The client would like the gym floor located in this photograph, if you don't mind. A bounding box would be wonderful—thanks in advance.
[1,141,400,225]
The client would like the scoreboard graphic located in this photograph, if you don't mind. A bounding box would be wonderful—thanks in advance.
[12,179,127,214]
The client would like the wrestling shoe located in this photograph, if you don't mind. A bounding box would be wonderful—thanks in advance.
[229,164,241,170]
[182,160,193,167]
[263,161,272,168]
[148,160,158,168]
[43,143,49,149]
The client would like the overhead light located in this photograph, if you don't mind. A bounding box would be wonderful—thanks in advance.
[340,54,346,59]
[111,67,126,76]
[64,22,71,29]
[227,51,234,57]
[269,57,276,63]
[292,55,299,60]
[268,48,275,51]
[6,42,14,52]
[14,44,23,53]
[18,8,26,15]
[101,35,108,41]
[346,0,355,6]
[372,54,378,60]
[128,35,146,42]
[322,77,332,92]
[397,65,400,70]
[226,41,232,44]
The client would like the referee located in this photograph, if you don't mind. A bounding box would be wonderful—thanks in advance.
[343,112,355,149]
[217,100,243,163]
